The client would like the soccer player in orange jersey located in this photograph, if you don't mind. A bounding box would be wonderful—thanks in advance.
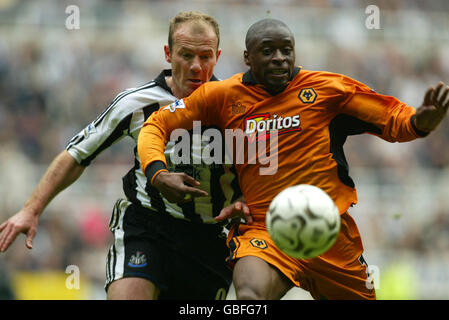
[137,19,449,299]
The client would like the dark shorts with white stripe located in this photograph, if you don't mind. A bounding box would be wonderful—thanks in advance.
[105,199,232,300]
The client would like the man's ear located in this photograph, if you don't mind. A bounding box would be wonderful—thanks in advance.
[164,45,171,63]
[244,50,250,67]
[215,48,222,62]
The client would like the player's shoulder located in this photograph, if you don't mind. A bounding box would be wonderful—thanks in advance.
[203,73,243,87]
[199,73,245,96]
[295,68,368,93]
[116,80,171,102]
[110,81,174,112]
[297,69,348,82]
[299,69,368,85]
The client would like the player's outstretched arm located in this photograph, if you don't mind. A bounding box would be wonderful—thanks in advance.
[415,82,449,132]
[152,171,208,203]
[0,150,85,252]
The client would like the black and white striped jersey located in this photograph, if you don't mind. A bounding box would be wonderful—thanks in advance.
[66,69,241,224]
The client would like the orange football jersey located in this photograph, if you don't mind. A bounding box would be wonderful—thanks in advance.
[138,68,424,221]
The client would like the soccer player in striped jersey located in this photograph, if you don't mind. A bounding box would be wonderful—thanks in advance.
[137,19,449,299]
[0,11,241,300]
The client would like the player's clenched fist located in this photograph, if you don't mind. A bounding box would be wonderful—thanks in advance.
[415,82,449,132]
[0,210,38,252]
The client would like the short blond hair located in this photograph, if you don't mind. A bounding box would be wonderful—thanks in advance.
[168,11,220,50]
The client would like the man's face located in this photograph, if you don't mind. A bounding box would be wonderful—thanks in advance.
[165,21,221,98]
[244,25,295,92]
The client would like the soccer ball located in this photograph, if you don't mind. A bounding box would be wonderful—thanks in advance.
[266,184,341,259]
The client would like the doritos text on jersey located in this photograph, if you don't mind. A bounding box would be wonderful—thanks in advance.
[244,113,301,143]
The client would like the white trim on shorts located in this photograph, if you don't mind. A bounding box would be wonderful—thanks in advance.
[105,199,130,289]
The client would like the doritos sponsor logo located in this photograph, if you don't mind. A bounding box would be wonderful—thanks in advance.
[244,113,301,143]
[299,88,317,104]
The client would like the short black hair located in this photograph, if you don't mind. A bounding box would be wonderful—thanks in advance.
[245,19,293,50]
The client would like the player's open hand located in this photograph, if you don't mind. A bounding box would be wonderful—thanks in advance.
[415,82,449,132]
[215,198,253,224]
[0,210,38,252]
[153,171,208,203]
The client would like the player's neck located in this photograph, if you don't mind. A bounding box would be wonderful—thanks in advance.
[165,76,184,99]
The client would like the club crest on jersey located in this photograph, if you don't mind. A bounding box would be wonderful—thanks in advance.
[230,101,247,114]
[250,238,268,249]
[128,251,147,268]
[244,113,301,143]
[163,99,185,113]
[298,88,317,104]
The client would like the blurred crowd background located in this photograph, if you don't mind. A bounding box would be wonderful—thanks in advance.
[0,0,448,299]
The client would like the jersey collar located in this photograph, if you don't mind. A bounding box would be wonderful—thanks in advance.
[154,69,219,95]
[242,66,301,95]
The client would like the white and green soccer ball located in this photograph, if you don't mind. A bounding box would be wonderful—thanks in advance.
[266,184,341,259]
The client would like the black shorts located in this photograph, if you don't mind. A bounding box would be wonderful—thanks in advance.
[105,199,232,300]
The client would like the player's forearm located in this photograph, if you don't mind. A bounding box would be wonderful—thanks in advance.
[138,95,209,182]
[23,150,85,217]
[380,103,427,142]
[345,91,426,142]
[137,113,172,180]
